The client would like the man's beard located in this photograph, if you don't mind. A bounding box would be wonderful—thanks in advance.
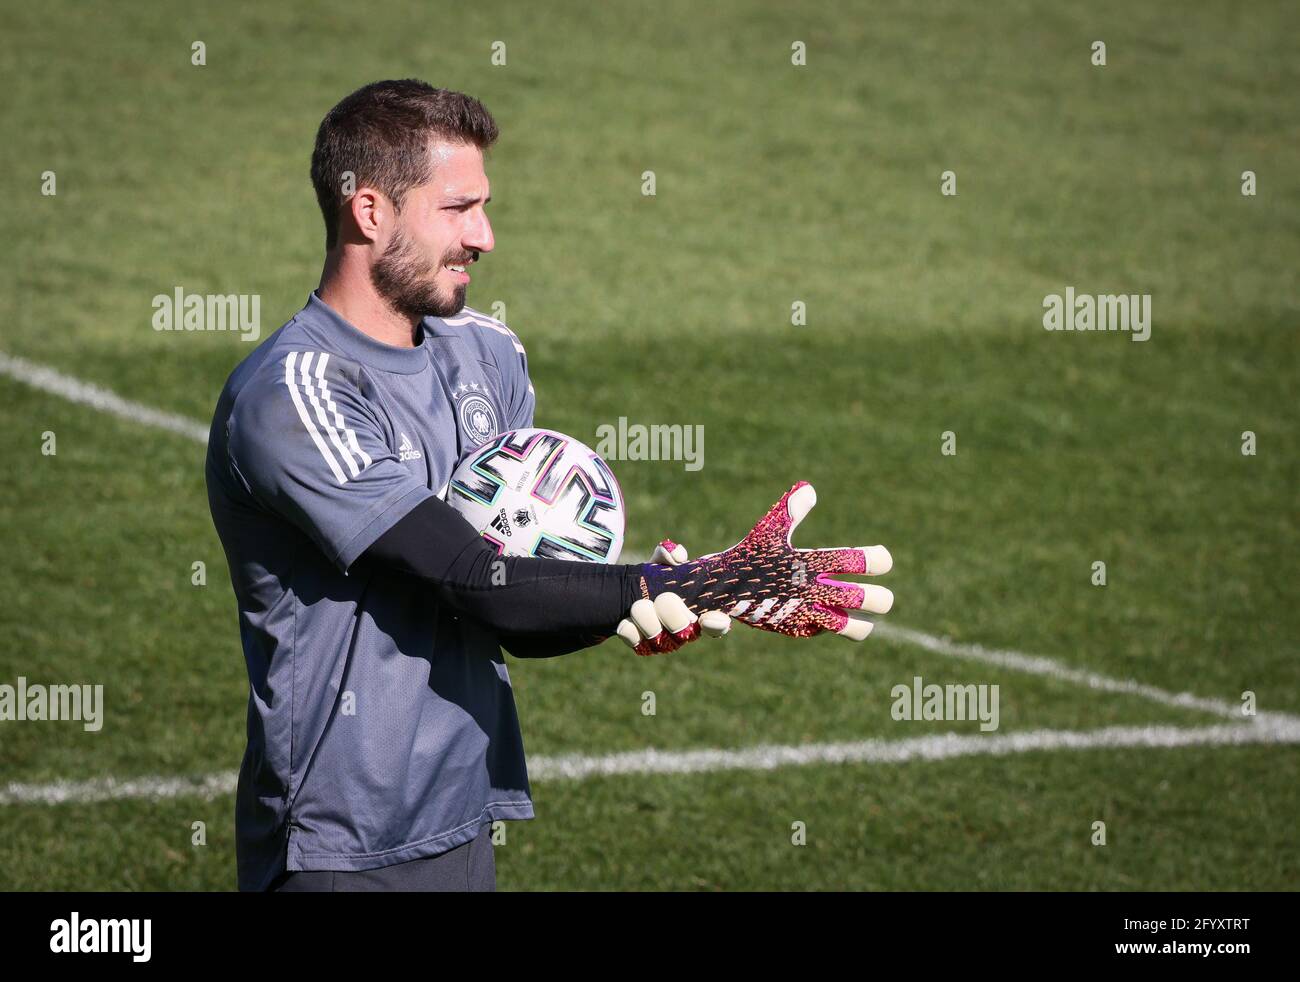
[370,225,465,321]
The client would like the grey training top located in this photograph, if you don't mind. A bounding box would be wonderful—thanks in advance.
[205,292,537,891]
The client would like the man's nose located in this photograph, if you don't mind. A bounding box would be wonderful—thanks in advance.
[465,211,494,255]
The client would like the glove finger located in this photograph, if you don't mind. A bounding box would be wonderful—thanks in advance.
[834,610,877,641]
[699,610,731,636]
[623,598,669,656]
[814,578,894,614]
[803,603,875,641]
[743,482,817,552]
[647,594,699,652]
[855,584,894,613]
[802,545,893,576]
[629,594,703,654]
[783,482,817,544]
[653,593,697,634]
[629,598,664,638]
[616,618,642,650]
[653,539,689,564]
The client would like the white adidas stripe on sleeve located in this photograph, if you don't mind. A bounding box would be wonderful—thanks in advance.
[315,353,373,470]
[299,352,363,479]
[284,351,347,485]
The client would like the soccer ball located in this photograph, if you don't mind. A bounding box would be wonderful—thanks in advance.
[447,428,626,563]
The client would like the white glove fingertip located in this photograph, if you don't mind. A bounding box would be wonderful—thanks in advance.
[629,598,664,639]
[616,619,642,649]
[699,611,731,637]
[858,585,894,614]
[668,544,689,563]
[862,545,893,576]
[837,614,875,641]
[787,483,817,528]
[653,593,695,634]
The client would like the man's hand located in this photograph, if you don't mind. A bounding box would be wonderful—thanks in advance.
[639,482,894,641]
[616,540,731,655]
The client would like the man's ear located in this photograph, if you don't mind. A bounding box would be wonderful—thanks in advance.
[346,187,389,243]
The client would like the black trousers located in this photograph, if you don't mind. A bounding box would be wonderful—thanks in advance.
[269,824,495,892]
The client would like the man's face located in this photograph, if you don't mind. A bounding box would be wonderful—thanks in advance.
[370,139,494,320]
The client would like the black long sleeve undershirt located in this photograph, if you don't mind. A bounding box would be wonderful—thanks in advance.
[495,629,612,660]
[363,494,646,645]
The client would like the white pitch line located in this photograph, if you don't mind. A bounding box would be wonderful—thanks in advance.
[0,771,240,807]
[0,350,210,444]
[873,623,1259,721]
[5,719,1298,806]
[529,717,1300,780]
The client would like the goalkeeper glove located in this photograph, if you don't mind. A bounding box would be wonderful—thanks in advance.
[638,481,893,641]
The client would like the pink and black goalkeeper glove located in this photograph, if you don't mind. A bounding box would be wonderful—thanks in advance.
[638,481,894,641]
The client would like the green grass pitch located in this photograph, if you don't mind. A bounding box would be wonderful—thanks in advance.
[0,0,1296,889]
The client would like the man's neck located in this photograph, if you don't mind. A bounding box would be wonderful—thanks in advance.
[317,262,421,349]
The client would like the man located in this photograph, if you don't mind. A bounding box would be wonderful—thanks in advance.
[206,80,894,892]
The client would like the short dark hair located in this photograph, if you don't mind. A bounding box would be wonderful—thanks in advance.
[310,79,499,248]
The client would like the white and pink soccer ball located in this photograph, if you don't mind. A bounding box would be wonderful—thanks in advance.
[447,428,626,563]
